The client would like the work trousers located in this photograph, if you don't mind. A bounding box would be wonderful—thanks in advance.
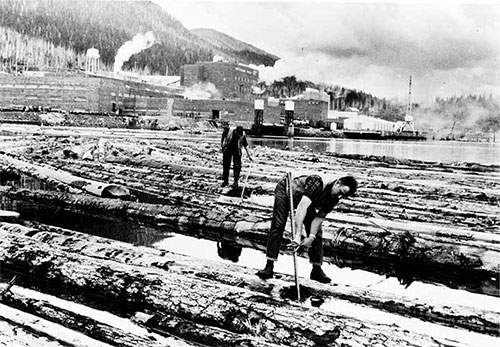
[222,150,242,185]
[265,177,323,265]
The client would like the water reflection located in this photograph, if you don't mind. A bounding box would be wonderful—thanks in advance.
[2,192,495,297]
[0,197,167,246]
[0,184,496,298]
[217,240,243,263]
[153,232,498,297]
[0,170,58,191]
[249,137,500,165]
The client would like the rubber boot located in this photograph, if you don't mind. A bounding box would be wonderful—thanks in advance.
[310,265,331,283]
[232,172,240,189]
[256,260,274,280]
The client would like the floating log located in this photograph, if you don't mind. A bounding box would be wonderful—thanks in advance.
[4,187,499,297]
[22,142,499,230]
[4,137,499,234]
[0,290,173,347]
[0,303,114,347]
[3,221,499,337]
[0,209,19,221]
[0,153,130,199]
[132,311,284,347]
[0,229,469,347]
[2,130,500,345]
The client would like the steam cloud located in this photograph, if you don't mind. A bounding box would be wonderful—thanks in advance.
[182,82,222,100]
[114,31,156,76]
[164,2,499,104]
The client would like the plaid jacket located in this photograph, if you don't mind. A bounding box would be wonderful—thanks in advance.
[291,174,338,218]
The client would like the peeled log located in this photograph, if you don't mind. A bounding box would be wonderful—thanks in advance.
[5,188,500,296]
[3,221,499,336]
[0,230,467,347]
[0,153,130,198]
[0,209,19,221]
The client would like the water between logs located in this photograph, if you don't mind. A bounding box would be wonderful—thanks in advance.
[0,133,498,347]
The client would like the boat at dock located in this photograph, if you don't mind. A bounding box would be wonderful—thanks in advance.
[342,76,427,141]
[342,129,427,141]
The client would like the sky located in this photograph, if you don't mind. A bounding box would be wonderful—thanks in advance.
[154,0,500,104]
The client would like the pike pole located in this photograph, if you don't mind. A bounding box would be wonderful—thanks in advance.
[240,161,253,203]
[287,171,301,302]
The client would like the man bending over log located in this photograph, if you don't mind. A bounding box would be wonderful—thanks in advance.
[257,173,358,283]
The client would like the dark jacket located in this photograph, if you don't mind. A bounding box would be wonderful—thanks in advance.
[221,126,248,156]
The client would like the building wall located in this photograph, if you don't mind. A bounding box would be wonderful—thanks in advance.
[343,115,395,131]
[180,62,259,101]
[293,99,329,126]
[0,74,182,116]
[0,73,332,129]
[173,98,282,126]
[0,74,102,112]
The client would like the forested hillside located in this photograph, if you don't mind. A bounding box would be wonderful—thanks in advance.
[256,76,390,116]
[416,94,500,139]
[0,26,83,71]
[0,0,277,75]
[191,28,279,67]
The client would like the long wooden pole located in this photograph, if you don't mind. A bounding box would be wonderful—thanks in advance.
[240,162,253,203]
[287,172,300,302]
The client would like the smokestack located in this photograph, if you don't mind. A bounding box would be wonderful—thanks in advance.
[285,100,295,137]
[253,99,265,136]
[113,31,156,77]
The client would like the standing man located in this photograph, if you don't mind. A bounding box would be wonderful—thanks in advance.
[221,124,252,188]
[257,173,358,283]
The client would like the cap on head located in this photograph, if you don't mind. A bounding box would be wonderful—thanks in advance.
[338,176,357,197]
[235,125,244,135]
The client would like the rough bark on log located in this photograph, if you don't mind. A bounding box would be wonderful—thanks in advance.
[79,164,500,232]
[133,311,285,347]
[0,230,469,347]
[18,138,500,232]
[12,136,499,230]
[4,221,499,337]
[0,290,174,347]
[5,188,499,296]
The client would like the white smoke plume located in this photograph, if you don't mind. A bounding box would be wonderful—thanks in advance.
[182,82,221,100]
[114,31,156,76]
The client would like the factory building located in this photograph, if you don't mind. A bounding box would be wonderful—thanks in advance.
[0,73,183,116]
[0,48,336,132]
[343,114,395,132]
[279,88,329,127]
[289,99,328,127]
[180,62,259,101]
